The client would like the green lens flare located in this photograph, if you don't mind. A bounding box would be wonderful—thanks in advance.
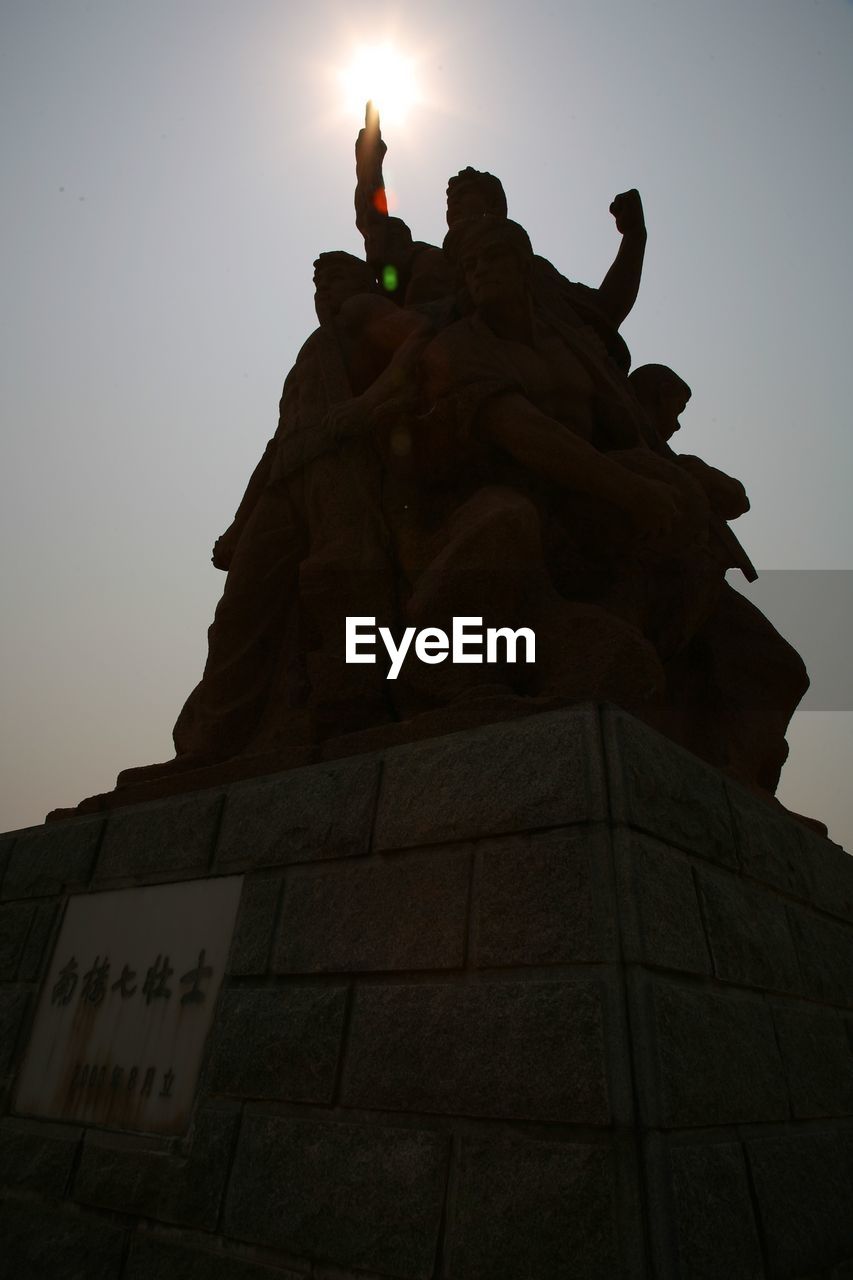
[382,264,399,292]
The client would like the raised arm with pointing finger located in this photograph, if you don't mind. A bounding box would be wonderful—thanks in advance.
[354,100,391,241]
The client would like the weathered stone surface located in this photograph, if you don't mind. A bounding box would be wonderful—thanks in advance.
[0,1198,126,1278]
[798,825,853,924]
[728,783,814,901]
[668,1141,764,1279]
[224,1114,447,1279]
[696,866,801,992]
[0,986,30,1073]
[95,792,222,881]
[216,757,380,871]
[343,979,611,1123]
[789,906,853,1007]
[74,1102,238,1229]
[604,708,737,866]
[2,818,102,899]
[273,848,469,973]
[0,900,37,980]
[473,827,615,967]
[448,1136,626,1279]
[746,1131,853,1277]
[614,832,710,974]
[0,1117,81,1196]
[313,1267,387,1280]
[125,1235,307,1280]
[207,986,347,1100]
[639,979,788,1126]
[373,707,605,851]
[17,899,60,982]
[771,1003,853,1118]
[229,874,282,976]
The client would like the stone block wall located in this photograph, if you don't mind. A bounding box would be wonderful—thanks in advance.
[0,703,852,1278]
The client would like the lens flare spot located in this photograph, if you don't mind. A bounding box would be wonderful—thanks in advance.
[382,264,399,293]
[372,188,388,215]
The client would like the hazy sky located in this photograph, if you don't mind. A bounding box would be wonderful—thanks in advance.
[2,0,852,844]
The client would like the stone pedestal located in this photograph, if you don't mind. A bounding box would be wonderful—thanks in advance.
[1,704,852,1278]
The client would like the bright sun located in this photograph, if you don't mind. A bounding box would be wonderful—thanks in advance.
[339,43,420,127]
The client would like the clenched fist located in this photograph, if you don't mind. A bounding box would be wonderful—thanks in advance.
[609,189,645,236]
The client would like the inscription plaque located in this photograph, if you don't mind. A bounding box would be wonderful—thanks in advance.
[14,875,243,1134]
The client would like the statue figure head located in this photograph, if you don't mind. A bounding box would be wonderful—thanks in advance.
[312,252,375,326]
[446,167,508,227]
[445,216,533,310]
[629,364,692,441]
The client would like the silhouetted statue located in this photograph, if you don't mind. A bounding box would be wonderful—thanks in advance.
[627,363,808,794]
[133,252,424,777]
[114,109,814,827]
[354,105,640,368]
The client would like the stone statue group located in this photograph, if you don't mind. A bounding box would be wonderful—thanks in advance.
[128,106,809,808]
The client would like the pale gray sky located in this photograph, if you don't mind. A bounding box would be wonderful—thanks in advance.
[2,0,851,842]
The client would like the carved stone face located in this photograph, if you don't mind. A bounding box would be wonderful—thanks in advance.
[446,180,490,227]
[658,380,692,440]
[461,237,528,310]
[313,259,371,325]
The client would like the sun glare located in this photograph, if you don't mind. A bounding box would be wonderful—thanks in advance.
[339,43,420,127]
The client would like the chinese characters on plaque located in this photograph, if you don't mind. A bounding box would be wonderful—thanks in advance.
[14,876,243,1135]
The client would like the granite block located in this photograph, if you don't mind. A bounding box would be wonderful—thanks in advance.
[669,1140,764,1279]
[207,985,347,1101]
[313,1267,387,1280]
[0,1198,126,1279]
[696,866,801,992]
[448,1136,626,1279]
[789,906,853,1007]
[373,706,605,851]
[124,1236,307,1280]
[274,847,469,974]
[0,899,38,980]
[343,979,611,1123]
[0,1117,82,1196]
[0,985,30,1074]
[95,792,222,881]
[216,757,380,870]
[17,898,60,982]
[771,1003,853,1118]
[614,832,711,975]
[639,979,788,1127]
[604,707,737,867]
[747,1131,853,1277]
[727,782,814,901]
[3,818,102,898]
[798,825,853,924]
[229,875,283,976]
[473,827,615,967]
[224,1114,447,1279]
[74,1102,238,1230]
